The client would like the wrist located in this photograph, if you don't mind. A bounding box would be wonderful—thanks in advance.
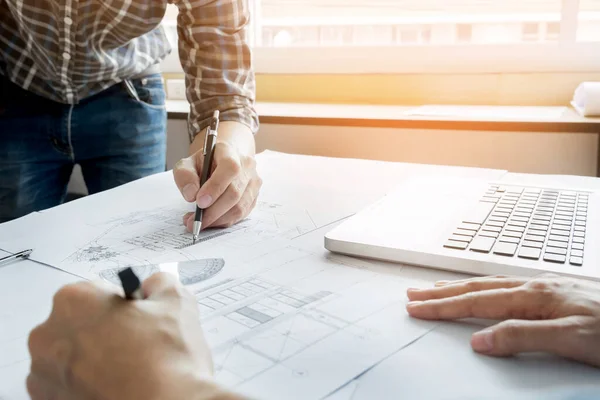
[190,121,255,157]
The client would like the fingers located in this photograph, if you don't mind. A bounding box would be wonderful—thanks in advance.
[407,277,529,301]
[433,275,516,287]
[195,143,242,209]
[173,156,201,202]
[406,285,555,321]
[470,316,588,360]
[28,323,73,392]
[208,173,262,228]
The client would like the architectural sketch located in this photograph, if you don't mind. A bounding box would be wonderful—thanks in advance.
[178,249,438,400]
[58,201,318,279]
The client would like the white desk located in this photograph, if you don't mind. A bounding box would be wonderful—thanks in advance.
[1,151,599,399]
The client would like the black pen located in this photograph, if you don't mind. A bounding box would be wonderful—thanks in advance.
[0,249,33,267]
[118,267,144,300]
[193,110,220,244]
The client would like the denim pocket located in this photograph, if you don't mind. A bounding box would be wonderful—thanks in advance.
[123,74,166,109]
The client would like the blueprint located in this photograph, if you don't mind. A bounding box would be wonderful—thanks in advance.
[182,241,439,400]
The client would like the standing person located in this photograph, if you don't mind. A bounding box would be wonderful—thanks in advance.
[0,0,262,229]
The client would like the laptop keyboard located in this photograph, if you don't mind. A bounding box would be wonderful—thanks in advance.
[444,185,588,266]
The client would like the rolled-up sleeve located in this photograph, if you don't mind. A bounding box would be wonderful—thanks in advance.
[171,0,259,141]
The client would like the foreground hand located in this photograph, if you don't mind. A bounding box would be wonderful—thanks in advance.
[173,121,262,231]
[27,273,217,400]
[406,275,600,367]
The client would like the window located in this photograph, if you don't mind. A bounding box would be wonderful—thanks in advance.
[161,1,600,74]
[579,0,600,41]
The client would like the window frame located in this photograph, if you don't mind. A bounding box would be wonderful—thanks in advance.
[160,0,600,74]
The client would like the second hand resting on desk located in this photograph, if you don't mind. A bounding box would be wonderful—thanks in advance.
[192,111,219,245]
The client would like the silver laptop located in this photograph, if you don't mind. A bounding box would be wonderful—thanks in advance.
[325,175,600,281]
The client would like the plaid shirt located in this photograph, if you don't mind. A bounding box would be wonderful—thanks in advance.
[0,0,258,138]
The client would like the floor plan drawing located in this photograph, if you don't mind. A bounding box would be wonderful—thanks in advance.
[176,244,440,400]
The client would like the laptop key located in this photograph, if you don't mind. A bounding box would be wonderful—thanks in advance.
[524,234,545,243]
[450,234,472,243]
[522,240,543,249]
[572,243,584,250]
[505,225,525,233]
[518,246,541,260]
[532,214,551,221]
[570,256,583,266]
[499,236,520,244]
[573,231,585,238]
[492,211,511,218]
[536,206,554,212]
[482,196,500,203]
[493,242,518,257]
[511,216,529,223]
[529,224,548,231]
[527,229,547,237]
[545,247,567,256]
[513,212,531,218]
[548,240,568,249]
[548,234,568,242]
[486,220,504,228]
[550,229,569,236]
[479,231,499,239]
[469,236,496,253]
[531,218,550,225]
[503,231,523,239]
[507,220,527,228]
[570,249,584,258]
[544,253,566,264]
[553,219,572,226]
[520,200,537,206]
[455,229,475,237]
[573,237,585,244]
[458,222,480,231]
[444,240,468,250]
[489,216,508,223]
[482,225,502,233]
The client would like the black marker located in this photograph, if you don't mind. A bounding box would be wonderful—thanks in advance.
[118,267,144,300]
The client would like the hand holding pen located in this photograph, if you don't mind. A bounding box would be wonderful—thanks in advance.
[172,111,263,238]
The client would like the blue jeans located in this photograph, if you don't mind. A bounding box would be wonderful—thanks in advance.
[0,74,167,223]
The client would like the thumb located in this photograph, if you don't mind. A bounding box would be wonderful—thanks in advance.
[173,155,201,202]
[470,316,583,358]
[142,272,186,300]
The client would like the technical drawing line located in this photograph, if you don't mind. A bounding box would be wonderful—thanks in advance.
[289,215,352,240]
[176,231,231,249]
[319,324,441,400]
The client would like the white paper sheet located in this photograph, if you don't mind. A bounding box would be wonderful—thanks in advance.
[0,256,80,399]
[326,322,600,400]
[0,151,509,400]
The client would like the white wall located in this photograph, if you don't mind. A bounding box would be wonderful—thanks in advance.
[68,118,598,195]
[254,124,598,176]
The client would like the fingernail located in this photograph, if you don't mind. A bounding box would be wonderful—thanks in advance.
[407,288,421,293]
[183,184,198,202]
[471,329,494,353]
[435,280,449,286]
[197,195,213,209]
[406,301,423,308]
